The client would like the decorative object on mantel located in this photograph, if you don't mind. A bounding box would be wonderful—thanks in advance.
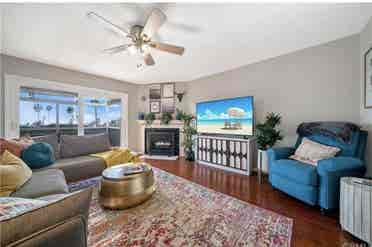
[138,112,145,120]
[144,113,156,126]
[255,112,283,183]
[176,91,185,102]
[149,101,160,113]
[179,112,197,161]
[364,47,372,108]
[162,83,175,98]
[161,112,173,125]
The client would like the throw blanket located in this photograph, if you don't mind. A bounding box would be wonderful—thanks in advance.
[90,147,141,168]
[297,122,360,144]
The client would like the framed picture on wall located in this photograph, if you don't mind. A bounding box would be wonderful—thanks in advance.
[161,98,175,113]
[162,83,175,98]
[150,101,160,113]
[364,47,372,108]
[149,84,161,100]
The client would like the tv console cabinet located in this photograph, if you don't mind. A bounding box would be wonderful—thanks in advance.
[196,135,256,176]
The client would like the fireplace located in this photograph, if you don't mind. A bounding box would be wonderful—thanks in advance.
[145,128,180,156]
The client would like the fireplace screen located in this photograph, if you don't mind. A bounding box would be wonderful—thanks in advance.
[145,128,179,156]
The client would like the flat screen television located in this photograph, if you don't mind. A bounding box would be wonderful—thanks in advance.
[196,96,254,136]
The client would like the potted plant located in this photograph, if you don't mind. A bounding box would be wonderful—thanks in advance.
[175,108,184,121]
[144,112,156,126]
[161,112,173,125]
[180,112,197,161]
[255,112,283,173]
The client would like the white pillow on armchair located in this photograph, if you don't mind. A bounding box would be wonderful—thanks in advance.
[290,138,340,166]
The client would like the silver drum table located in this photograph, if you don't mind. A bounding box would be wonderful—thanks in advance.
[340,177,372,245]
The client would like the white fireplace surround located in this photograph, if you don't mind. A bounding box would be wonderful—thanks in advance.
[137,120,184,157]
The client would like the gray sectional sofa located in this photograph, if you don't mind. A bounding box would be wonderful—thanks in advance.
[11,133,111,199]
[2,133,113,247]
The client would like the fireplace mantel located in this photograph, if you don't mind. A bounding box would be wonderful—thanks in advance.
[137,120,183,127]
[136,120,184,156]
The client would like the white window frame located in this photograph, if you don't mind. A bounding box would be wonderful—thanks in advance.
[4,74,129,147]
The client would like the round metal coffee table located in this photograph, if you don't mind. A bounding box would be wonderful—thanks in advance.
[99,163,155,210]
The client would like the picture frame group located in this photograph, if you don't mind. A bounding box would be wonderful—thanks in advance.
[149,83,175,113]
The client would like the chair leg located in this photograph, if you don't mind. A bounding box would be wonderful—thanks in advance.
[320,208,326,215]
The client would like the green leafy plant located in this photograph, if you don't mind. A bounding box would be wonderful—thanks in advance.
[161,112,173,125]
[175,108,186,120]
[144,112,156,126]
[180,113,197,161]
[255,112,283,150]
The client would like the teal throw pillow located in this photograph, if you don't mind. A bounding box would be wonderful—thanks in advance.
[21,142,55,169]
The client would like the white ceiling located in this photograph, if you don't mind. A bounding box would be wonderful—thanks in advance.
[2,3,372,84]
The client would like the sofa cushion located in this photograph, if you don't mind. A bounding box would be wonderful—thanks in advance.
[33,134,60,159]
[0,150,33,196]
[60,134,111,159]
[40,156,106,182]
[270,159,318,186]
[11,169,68,199]
[21,142,55,169]
[0,188,92,247]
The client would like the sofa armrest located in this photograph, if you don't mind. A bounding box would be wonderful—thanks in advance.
[317,157,365,176]
[267,147,295,162]
[1,188,92,247]
[316,157,365,210]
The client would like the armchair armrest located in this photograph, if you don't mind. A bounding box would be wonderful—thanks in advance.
[316,157,365,210]
[267,147,295,162]
[317,157,365,176]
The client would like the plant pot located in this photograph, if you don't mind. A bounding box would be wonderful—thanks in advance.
[184,149,195,161]
[257,149,269,173]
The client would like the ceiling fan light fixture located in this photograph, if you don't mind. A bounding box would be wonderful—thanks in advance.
[127,45,138,55]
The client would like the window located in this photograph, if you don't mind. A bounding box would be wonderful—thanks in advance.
[82,97,122,146]
[14,80,126,147]
[20,87,78,137]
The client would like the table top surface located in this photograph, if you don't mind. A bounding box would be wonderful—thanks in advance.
[102,163,152,180]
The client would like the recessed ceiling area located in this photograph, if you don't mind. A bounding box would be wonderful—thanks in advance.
[1,3,372,84]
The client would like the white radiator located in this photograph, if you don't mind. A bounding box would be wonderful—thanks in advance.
[340,177,372,244]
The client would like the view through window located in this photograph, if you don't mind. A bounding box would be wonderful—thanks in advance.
[20,87,122,146]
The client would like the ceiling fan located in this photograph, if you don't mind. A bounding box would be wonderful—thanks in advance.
[87,8,185,66]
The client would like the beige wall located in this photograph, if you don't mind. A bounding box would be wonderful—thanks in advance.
[0,55,3,136]
[360,17,372,177]
[1,55,139,150]
[182,34,361,148]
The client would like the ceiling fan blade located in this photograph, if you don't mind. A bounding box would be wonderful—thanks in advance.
[87,11,130,37]
[144,53,155,66]
[103,44,129,54]
[142,8,167,39]
[150,42,185,56]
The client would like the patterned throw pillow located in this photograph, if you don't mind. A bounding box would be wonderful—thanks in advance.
[0,150,33,196]
[290,138,340,166]
[0,137,34,157]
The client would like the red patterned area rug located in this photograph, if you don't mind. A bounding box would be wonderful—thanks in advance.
[69,167,293,247]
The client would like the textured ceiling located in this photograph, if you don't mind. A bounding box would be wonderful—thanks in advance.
[2,3,372,84]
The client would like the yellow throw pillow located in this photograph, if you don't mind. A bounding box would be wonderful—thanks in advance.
[0,150,32,196]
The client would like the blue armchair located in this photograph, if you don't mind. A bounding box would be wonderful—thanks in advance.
[267,130,367,211]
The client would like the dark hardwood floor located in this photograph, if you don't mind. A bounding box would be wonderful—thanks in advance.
[145,158,366,247]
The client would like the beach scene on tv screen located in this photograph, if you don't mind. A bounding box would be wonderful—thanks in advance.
[197,96,253,135]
